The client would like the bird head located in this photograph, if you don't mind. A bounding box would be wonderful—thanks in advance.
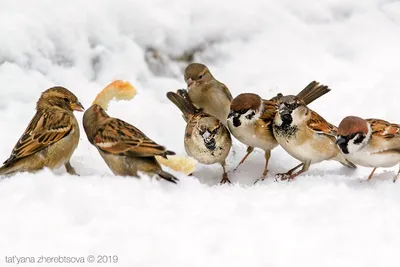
[336,116,370,154]
[184,63,213,89]
[38,86,84,112]
[228,93,263,128]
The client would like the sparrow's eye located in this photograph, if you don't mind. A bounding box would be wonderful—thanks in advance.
[198,74,203,79]
[354,133,366,145]
[63,97,70,102]
[245,112,256,120]
[211,127,219,135]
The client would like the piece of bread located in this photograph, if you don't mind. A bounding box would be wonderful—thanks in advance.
[93,80,196,175]
[93,80,137,110]
[156,155,197,175]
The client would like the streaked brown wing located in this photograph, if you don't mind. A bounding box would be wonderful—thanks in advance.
[4,110,73,165]
[260,99,278,125]
[368,118,400,139]
[307,110,337,137]
[93,118,168,157]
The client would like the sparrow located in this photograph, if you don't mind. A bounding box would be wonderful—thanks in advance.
[227,81,331,180]
[167,90,232,184]
[272,94,356,180]
[336,116,400,182]
[0,86,84,176]
[184,63,233,124]
[82,104,178,183]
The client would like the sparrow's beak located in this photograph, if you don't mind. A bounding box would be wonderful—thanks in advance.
[71,102,85,112]
[336,136,347,146]
[186,78,194,88]
[279,105,292,124]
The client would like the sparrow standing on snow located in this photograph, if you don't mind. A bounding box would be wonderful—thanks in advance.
[0,87,84,176]
[227,81,331,180]
[336,116,400,182]
[83,104,178,183]
[184,63,233,124]
[167,90,232,184]
[272,94,356,180]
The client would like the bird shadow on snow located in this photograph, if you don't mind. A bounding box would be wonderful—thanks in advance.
[189,157,399,189]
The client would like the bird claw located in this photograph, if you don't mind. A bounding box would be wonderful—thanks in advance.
[275,173,292,181]
[254,176,266,184]
[220,173,232,185]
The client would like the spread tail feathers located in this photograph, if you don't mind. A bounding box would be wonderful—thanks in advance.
[167,91,198,118]
[297,81,331,105]
[158,170,179,184]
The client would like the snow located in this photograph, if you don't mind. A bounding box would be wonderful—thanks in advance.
[1,0,400,266]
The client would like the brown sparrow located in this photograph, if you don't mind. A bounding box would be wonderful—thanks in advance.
[272,95,356,180]
[336,116,400,182]
[82,104,178,183]
[227,81,331,180]
[0,87,84,176]
[184,63,233,124]
[167,91,232,184]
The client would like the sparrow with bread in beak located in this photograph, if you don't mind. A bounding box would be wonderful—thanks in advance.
[184,63,233,124]
[336,116,400,182]
[272,95,356,180]
[83,104,178,183]
[167,90,232,184]
[227,81,331,181]
[0,87,84,176]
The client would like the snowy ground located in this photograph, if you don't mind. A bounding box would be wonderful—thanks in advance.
[1,0,400,266]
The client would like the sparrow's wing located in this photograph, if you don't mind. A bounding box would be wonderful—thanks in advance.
[93,118,173,158]
[260,99,278,125]
[367,119,400,150]
[3,110,73,165]
[307,110,337,137]
[219,82,233,101]
[368,119,400,138]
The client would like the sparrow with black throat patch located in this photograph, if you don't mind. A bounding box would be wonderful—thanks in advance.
[0,87,84,176]
[227,81,331,181]
[336,116,400,182]
[83,104,178,183]
[272,94,356,180]
[167,90,232,184]
[184,63,233,124]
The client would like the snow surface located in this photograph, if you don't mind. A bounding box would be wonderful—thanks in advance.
[1,0,400,266]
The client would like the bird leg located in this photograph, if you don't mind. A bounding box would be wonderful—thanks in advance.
[254,150,271,184]
[220,163,231,184]
[65,161,78,175]
[275,162,307,181]
[367,167,377,181]
[262,150,271,176]
[393,164,400,183]
[234,146,254,172]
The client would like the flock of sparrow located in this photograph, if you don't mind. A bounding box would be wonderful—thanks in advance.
[0,63,399,184]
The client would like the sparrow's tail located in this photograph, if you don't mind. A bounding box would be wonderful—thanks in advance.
[166,91,198,118]
[158,169,179,184]
[160,150,176,159]
[0,163,15,176]
[297,81,331,105]
[335,154,357,169]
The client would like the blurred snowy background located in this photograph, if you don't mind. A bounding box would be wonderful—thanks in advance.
[1,0,400,266]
